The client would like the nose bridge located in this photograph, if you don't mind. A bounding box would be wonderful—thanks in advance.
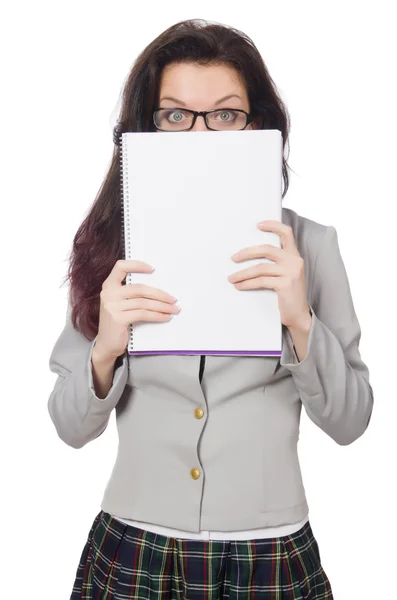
[192,111,208,131]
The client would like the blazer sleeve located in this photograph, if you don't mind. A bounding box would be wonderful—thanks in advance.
[47,302,129,449]
[280,225,374,445]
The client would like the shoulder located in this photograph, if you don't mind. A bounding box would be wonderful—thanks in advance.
[281,206,333,261]
[282,206,329,244]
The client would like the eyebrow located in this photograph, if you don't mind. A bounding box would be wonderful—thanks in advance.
[159,94,242,107]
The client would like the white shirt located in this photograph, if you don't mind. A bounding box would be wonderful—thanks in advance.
[111,514,309,540]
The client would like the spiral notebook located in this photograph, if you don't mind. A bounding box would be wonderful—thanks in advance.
[120,129,283,356]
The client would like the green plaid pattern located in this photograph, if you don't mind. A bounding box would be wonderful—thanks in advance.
[70,510,333,599]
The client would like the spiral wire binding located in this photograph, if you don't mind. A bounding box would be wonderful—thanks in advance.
[120,129,134,353]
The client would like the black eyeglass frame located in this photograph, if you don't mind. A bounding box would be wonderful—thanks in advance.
[152,107,255,132]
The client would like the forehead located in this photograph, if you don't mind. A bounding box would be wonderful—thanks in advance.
[158,62,248,105]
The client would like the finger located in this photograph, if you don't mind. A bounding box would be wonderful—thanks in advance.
[232,276,282,291]
[103,259,154,289]
[257,221,298,253]
[124,310,175,323]
[232,244,284,263]
[121,283,177,304]
[228,262,283,283]
[115,298,180,314]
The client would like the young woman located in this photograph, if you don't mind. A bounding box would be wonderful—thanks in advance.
[48,18,373,599]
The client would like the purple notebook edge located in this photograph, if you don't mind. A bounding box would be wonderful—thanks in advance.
[127,350,282,356]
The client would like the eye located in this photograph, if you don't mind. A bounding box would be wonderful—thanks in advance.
[211,110,239,122]
[167,109,187,123]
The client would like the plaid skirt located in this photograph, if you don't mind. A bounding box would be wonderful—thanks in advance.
[70,510,333,599]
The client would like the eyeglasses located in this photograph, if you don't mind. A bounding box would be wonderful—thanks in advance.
[153,108,254,132]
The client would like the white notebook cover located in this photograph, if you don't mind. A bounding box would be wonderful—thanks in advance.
[120,129,283,356]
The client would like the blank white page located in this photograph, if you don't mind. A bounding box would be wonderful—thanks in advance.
[121,129,283,356]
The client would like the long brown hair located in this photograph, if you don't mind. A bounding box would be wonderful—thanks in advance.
[63,18,293,340]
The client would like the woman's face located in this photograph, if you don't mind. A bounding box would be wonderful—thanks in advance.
[156,62,256,132]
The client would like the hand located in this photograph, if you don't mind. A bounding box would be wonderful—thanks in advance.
[228,220,312,330]
[95,259,181,360]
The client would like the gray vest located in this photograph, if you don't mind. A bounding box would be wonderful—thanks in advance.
[47,207,373,532]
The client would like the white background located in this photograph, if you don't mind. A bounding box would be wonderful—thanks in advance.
[1,1,395,598]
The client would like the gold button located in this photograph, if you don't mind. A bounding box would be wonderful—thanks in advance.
[194,407,204,419]
[190,468,201,480]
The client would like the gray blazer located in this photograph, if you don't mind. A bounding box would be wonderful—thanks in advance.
[47,207,373,532]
